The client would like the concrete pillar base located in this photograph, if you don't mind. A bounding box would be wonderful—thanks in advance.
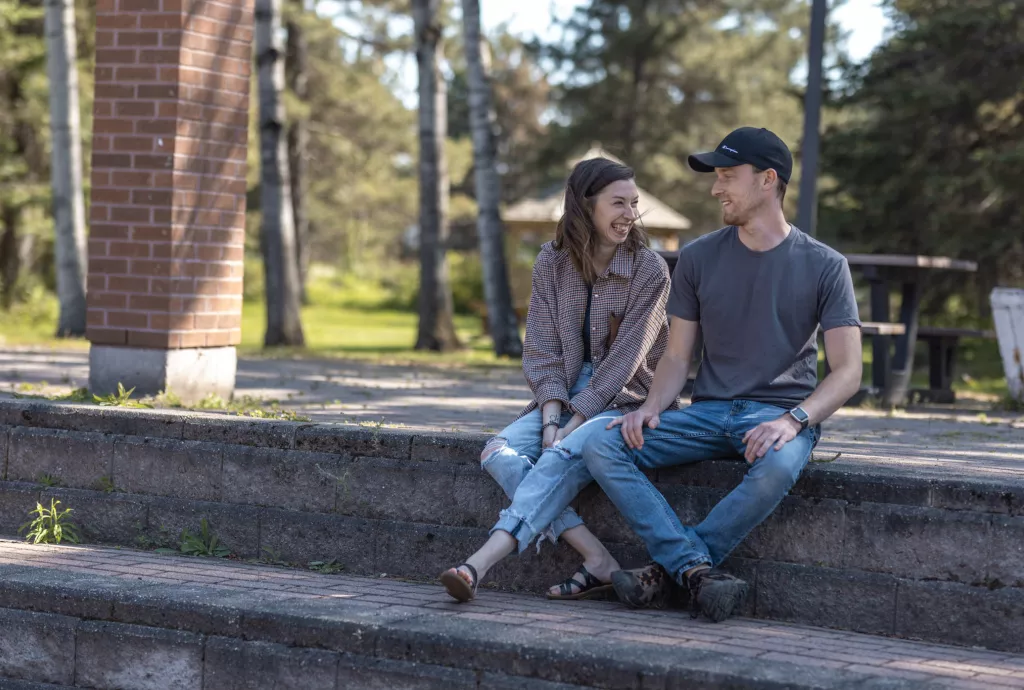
[89,345,237,404]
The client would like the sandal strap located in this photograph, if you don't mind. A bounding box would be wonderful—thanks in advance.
[459,563,478,589]
[557,565,602,596]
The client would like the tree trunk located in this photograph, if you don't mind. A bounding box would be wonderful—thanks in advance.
[44,0,88,337]
[0,205,21,311]
[256,0,305,346]
[412,0,460,352]
[286,0,310,305]
[460,0,522,358]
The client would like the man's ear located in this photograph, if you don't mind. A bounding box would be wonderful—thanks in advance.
[763,168,778,192]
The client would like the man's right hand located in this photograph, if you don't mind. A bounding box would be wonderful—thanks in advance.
[607,405,661,449]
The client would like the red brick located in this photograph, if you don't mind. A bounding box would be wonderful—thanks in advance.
[222,245,244,262]
[90,224,130,240]
[139,49,180,65]
[95,83,136,99]
[94,101,113,117]
[114,66,159,81]
[178,331,206,348]
[91,258,130,274]
[207,296,240,312]
[128,330,174,348]
[130,295,172,311]
[110,242,152,258]
[132,260,175,277]
[107,311,150,329]
[115,101,156,118]
[108,276,150,292]
[134,119,176,136]
[96,49,138,65]
[227,328,241,345]
[112,207,152,223]
[103,13,141,29]
[112,171,153,187]
[150,278,172,294]
[152,209,173,224]
[120,0,161,10]
[131,189,173,206]
[90,206,109,222]
[193,314,219,329]
[169,281,193,296]
[113,136,155,152]
[196,246,223,261]
[137,84,179,99]
[90,292,128,309]
[94,30,116,48]
[182,262,208,277]
[87,327,127,345]
[217,280,243,295]
[87,275,107,291]
[117,31,160,47]
[132,226,173,242]
[150,243,173,259]
[216,313,241,329]
[134,154,174,170]
[92,153,133,169]
[205,331,233,347]
[88,240,109,257]
[91,135,110,152]
[95,66,115,82]
[87,310,108,327]
[163,0,183,11]
[153,172,175,189]
[150,313,195,330]
[140,14,181,30]
[94,118,135,135]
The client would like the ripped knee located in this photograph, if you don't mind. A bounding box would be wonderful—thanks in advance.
[480,437,507,465]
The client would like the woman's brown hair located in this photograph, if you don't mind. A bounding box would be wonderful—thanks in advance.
[553,157,649,285]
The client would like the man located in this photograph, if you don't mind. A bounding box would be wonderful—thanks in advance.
[580,126,864,623]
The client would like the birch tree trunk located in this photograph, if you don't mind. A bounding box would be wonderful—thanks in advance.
[412,0,460,352]
[44,0,88,337]
[460,0,523,358]
[256,0,305,346]
[286,0,310,305]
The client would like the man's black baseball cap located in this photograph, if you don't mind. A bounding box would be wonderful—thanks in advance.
[687,127,793,184]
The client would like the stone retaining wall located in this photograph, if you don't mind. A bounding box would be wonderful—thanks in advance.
[1,399,1022,652]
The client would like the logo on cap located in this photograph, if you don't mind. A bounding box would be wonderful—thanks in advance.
[721,145,738,154]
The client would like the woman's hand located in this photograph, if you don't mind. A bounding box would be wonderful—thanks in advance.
[553,413,586,446]
[542,424,558,449]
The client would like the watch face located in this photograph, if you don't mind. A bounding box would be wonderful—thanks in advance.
[791,408,809,423]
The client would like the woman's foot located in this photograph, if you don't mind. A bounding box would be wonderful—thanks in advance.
[439,563,478,602]
[546,553,619,599]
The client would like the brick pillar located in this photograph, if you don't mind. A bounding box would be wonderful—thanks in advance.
[86,0,253,402]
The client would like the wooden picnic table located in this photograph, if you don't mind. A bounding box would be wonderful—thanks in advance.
[658,249,979,406]
[845,254,977,406]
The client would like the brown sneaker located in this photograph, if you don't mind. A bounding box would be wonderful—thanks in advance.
[610,562,672,609]
[687,568,748,623]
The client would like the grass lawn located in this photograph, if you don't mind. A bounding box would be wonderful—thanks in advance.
[0,272,1011,396]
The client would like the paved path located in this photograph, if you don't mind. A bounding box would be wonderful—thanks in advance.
[2,348,1023,483]
[1,539,1022,688]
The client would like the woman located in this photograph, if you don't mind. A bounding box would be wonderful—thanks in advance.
[439,156,677,602]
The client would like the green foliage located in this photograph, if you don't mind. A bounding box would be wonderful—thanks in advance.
[19,498,80,545]
[37,473,61,487]
[308,558,344,574]
[157,519,232,558]
[821,0,1024,320]
[94,383,152,408]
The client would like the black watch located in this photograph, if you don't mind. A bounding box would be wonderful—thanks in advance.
[788,406,810,430]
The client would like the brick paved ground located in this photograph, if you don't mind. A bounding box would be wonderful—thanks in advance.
[2,539,1023,688]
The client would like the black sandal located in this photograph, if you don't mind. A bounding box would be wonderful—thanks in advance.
[546,565,614,600]
[439,563,478,602]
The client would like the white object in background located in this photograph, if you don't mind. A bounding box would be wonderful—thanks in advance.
[990,288,1024,402]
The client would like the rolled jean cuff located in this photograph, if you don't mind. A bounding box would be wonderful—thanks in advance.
[547,507,584,542]
[490,510,538,554]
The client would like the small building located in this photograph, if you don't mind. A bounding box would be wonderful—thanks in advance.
[502,146,692,252]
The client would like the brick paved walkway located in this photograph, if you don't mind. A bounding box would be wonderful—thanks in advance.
[2,539,1023,688]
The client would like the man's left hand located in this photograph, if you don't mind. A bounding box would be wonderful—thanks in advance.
[741,415,802,464]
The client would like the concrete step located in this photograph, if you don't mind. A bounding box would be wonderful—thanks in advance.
[1,399,1022,653]
[5,540,1024,689]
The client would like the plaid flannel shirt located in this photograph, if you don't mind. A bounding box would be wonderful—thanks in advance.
[518,241,679,421]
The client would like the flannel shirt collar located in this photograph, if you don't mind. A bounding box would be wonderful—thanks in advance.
[603,244,634,280]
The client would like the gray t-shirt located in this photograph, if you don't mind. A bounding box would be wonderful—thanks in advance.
[668,225,861,409]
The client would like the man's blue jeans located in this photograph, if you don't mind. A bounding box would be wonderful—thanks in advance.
[582,400,819,584]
